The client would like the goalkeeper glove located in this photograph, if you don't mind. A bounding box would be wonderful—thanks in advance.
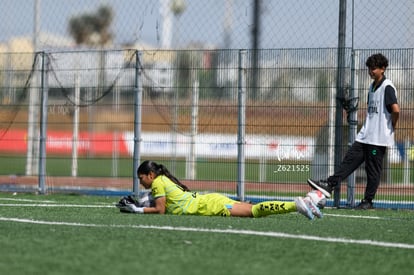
[116,197,145,213]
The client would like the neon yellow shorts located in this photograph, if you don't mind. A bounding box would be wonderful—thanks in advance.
[197,193,238,217]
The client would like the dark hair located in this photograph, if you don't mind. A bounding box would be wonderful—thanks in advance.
[366,53,388,69]
[137,160,190,191]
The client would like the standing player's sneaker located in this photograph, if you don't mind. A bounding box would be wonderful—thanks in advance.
[307,179,333,198]
[303,197,323,218]
[355,199,374,210]
[294,197,314,220]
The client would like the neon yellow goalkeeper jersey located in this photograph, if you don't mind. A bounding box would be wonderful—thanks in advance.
[151,175,237,216]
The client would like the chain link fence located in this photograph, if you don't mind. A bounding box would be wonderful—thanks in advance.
[0,1,413,208]
[1,0,413,50]
[0,48,413,208]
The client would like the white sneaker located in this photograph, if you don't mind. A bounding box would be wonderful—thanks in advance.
[294,197,314,220]
[303,197,323,219]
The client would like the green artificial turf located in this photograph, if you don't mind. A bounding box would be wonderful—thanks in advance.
[0,193,413,275]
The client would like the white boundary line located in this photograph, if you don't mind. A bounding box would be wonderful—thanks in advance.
[0,198,56,203]
[324,213,383,220]
[1,216,413,250]
[0,203,114,208]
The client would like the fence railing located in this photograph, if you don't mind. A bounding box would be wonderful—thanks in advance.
[0,48,412,209]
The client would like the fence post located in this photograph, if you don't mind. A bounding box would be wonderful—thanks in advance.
[26,54,40,176]
[133,50,143,196]
[186,79,199,180]
[346,50,359,207]
[71,64,80,177]
[333,0,348,207]
[403,139,410,185]
[237,50,247,201]
[259,155,266,182]
[38,52,49,194]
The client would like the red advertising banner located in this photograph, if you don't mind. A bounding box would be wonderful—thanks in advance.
[0,129,130,156]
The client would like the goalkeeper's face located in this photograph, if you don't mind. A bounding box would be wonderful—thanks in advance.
[138,173,154,189]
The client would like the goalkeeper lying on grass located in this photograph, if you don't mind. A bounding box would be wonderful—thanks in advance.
[116,160,322,220]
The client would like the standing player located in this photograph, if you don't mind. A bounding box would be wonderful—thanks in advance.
[308,53,400,209]
[117,160,323,219]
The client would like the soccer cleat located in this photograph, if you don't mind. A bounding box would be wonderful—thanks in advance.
[307,179,333,198]
[294,197,314,220]
[355,199,374,210]
[303,197,323,218]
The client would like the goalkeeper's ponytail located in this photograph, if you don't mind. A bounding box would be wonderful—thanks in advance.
[138,160,190,191]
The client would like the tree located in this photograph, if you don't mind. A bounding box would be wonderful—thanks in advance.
[68,5,114,46]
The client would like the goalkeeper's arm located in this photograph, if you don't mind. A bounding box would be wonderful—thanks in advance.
[139,196,166,214]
